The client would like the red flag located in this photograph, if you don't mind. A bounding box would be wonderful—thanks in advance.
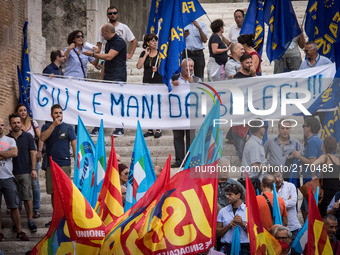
[101,157,217,255]
[304,186,333,254]
[245,173,289,254]
[95,135,123,225]
[31,158,106,254]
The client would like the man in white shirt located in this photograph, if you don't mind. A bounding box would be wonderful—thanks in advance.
[272,171,301,242]
[97,6,137,60]
[183,20,208,80]
[226,9,245,45]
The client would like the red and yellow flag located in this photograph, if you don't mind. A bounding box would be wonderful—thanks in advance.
[31,158,106,254]
[245,173,289,254]
[95,135,123,226]
[304,186,333,254]
[101,158,217,255]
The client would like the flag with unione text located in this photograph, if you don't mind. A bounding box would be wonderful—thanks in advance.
[95,135,123,226]
[125,121,156,211]
[263,0,301,62]
[74,116,97,208]
[100,156,217,255]
[305,0,340,61]
[240,0,265,56]
[30,158,106,254]
[147,0,206,91]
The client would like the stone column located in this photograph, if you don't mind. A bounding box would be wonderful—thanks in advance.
[27,0,46,73]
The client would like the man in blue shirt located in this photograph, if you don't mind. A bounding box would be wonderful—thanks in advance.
[216,183,249,254]
[183,20,208,80]
[292,116,323,221]
[42,50,65,76]
[40,104,76,226]
[299,41,332,70]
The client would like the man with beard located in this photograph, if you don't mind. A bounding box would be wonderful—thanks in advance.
[96,6,136,60]
[8,114,37,233]
[40,104,76,227]
[0,117,29,241]
[323,214,340,254]
[234,54,254,78]
[42,49,66,77]
[216,183,249,254]
[272,172,301,242]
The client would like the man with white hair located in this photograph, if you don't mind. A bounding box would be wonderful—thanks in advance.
[273,226,300,255]
[170,58,201,168]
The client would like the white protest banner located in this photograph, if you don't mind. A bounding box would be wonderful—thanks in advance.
[30,64,336,129]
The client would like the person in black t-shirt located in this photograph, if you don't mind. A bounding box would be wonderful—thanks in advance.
[137,33,163,138]
[234,54,254,79]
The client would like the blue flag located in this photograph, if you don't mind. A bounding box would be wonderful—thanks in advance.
[125,121,156,211]
[94,120,106,204]
[231,226,241,255]
[272,183,283,225]
[264,0,301,62]
[74,116,97,208]
[335,28,340,70]
[146,0,165,34]
[292,187,319,253]
[17,66,32,117]
[240,0,265,56]
[184,101,222,170]
[22,21,31,115]
[305,0,340,61]
[321,107,340,142]
[302,67,340,116]
[150,0,206,91]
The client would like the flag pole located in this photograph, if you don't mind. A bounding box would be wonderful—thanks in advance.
[185,48,190,75]
[151,54,160,79]
[205,14,212,23]
[301,12,307,27]
[178,150,190,173]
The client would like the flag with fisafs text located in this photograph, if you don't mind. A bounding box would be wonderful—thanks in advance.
[305,0,340,61]
[245,173,289,254]
[74,116,97,208]
[100,156,217,255]
[30,158,106,254]
[95,135,123,226]
[240,0,265,56]
[263,0,301,62]
[150,0,206,91]
[94,120,106,205]
[125,121,156,212]
[304,186,333,254]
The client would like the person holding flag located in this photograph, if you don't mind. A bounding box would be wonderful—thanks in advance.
[256,174,288,231]
[216,183,250,254]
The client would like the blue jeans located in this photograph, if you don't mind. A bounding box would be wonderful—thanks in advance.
[232,131,246,160]
[32,162,40,212]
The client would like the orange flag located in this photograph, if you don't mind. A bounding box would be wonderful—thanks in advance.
[31,158,106,254]
[95,135,123,225]
[304,186,333,254]
[245,173,289,254]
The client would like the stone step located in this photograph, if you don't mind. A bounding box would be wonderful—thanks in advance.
[0,239,40,255]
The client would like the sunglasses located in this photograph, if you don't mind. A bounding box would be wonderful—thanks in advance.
[75,35,84,38]
[107,12,118,15]
[302,124,309,128]
[303,48,315,53]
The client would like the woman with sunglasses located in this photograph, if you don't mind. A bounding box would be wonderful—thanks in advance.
[64,30,98,78]
[137,33,163,138]
[15,103,43,219]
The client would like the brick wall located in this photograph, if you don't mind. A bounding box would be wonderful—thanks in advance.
[0,0,26,122]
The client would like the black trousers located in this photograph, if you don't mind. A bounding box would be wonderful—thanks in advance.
[173,129,196,163]
[182,50,205,80]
